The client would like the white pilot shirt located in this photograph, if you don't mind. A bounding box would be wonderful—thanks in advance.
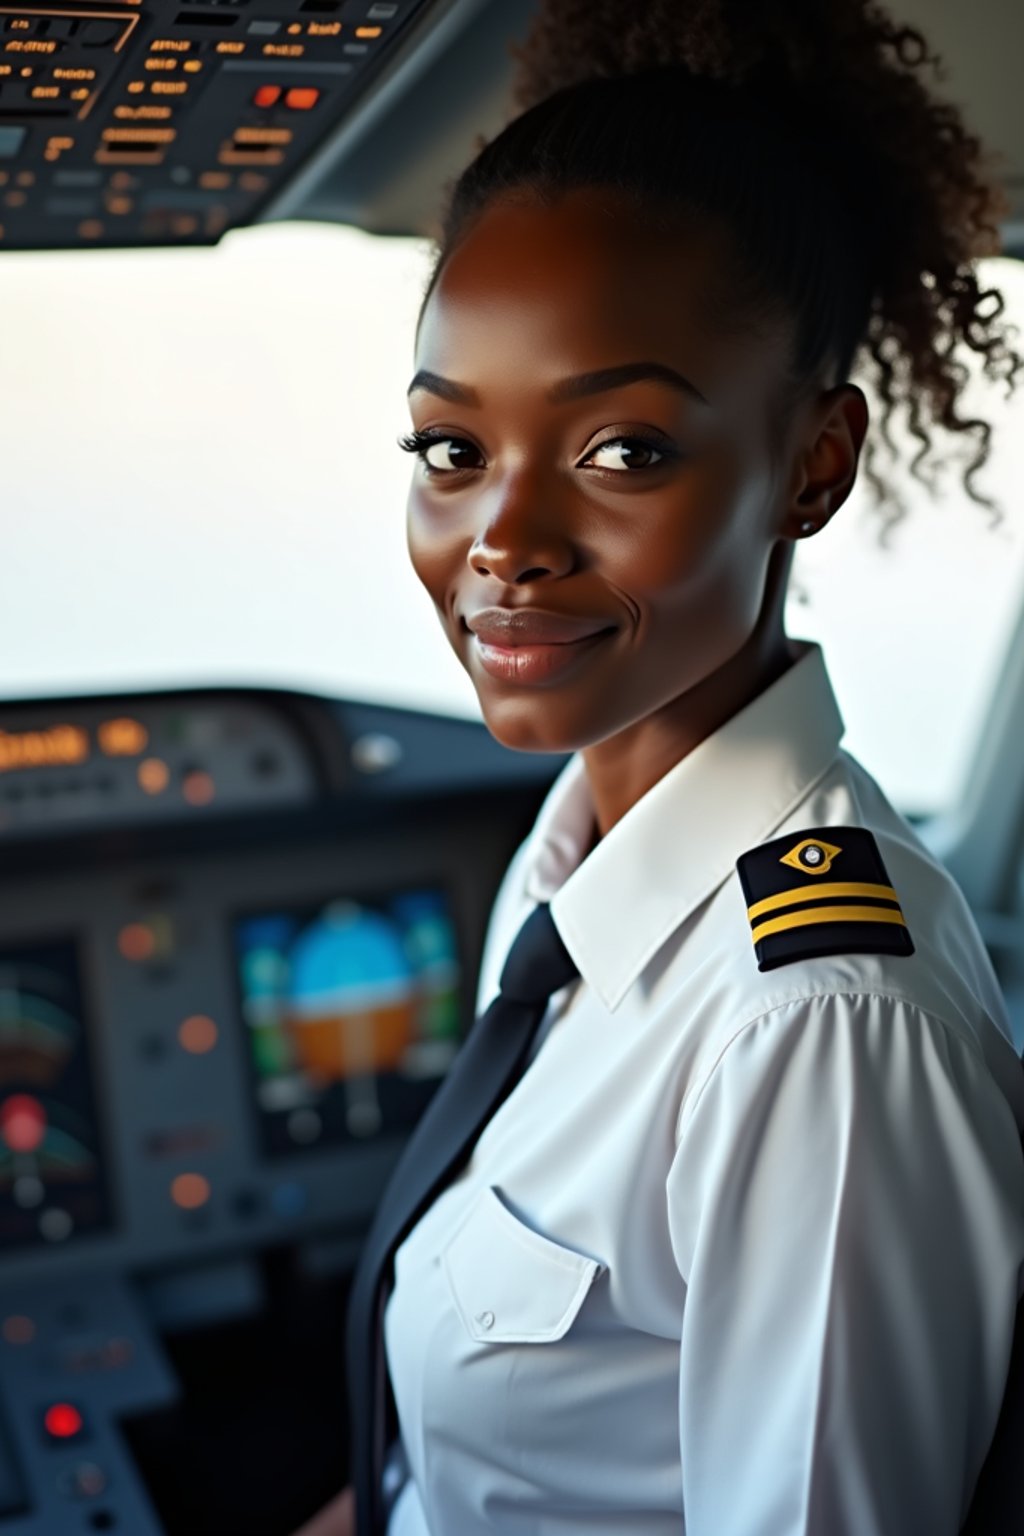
[382,639,1024,1535]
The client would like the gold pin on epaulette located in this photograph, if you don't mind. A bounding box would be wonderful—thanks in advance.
[735,826,914,972]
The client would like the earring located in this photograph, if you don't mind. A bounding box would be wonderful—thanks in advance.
[799,520,816,536]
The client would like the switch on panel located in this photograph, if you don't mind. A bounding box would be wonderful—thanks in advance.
[284,87,318,109]
[0,127,26,159]
[41,1401,89,1445]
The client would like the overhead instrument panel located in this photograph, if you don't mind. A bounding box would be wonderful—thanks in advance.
[0,0,422,247]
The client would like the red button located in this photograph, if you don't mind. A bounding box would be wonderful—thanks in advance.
[284,87,319,110]
[44,1403,84,1440]
[252,84,281,108]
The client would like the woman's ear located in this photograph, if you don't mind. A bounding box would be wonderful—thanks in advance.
[783,382,869,540]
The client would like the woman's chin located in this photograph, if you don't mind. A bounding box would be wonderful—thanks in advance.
[476,697,589,756]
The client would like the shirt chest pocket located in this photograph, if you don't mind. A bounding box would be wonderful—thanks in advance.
[440,1183,606,1345]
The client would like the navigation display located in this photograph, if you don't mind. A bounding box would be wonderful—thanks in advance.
[0,937,114,1251]
[232,887,462,1157]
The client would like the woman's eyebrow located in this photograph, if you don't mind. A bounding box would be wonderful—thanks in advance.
[406,360,711,408]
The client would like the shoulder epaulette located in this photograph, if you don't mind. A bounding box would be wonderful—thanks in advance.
[735,825,914,972]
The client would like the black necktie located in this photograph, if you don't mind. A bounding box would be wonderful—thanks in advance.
[346,899,581,1536]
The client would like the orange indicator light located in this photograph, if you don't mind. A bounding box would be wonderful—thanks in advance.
[252,83,280,107]
[234,126,290,144]
[137,757,169,793]
[99,716,149,755]
[218,146,283,167]
[102,127,175,142]
[179,1014,218,1054]
[115,104,171,119]
[118,923,155,961]
[171,1173,210,1210]
[284,86,318,110]
[182,770,215,805]
[354,25,382,37]
[0,724,89,772]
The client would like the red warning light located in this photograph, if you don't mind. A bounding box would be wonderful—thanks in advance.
[44,1403,83,1439]
[0,1094,46,1154]
[253,84,281,108]
[284,87,318,110]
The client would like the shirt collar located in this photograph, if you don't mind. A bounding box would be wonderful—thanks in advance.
[522,641,845,1012]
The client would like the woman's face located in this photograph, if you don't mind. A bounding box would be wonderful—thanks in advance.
[405,188,865,814]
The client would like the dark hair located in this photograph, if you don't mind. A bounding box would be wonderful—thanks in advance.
[414,0,1022,537]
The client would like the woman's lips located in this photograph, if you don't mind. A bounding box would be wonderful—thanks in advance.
[471,627,615,684]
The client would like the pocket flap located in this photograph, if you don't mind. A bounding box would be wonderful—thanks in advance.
[441,1184,605,1344]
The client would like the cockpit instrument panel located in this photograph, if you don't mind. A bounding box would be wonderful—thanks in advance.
[0,0,427,248]
[0,681,562,1290]
[0,682,563,1535]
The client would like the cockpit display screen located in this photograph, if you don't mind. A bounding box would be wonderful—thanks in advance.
[232,887,462,1158]
[0,938,114,1251]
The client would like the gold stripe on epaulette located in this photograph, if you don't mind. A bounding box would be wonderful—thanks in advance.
[746,881,900,922]
[751,905,909,944]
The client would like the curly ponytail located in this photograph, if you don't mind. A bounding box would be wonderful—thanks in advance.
[416,0,1021,535]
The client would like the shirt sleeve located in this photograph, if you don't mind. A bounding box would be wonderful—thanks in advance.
[665,991,1024,1536]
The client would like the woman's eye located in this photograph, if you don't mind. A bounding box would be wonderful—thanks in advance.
[420,437,482,474]
[397,431,482,476]
[584,436,667,472]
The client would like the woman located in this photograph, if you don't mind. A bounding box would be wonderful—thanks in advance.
[294,1,1024,1532]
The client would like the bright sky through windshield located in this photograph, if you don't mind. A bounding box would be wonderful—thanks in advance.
[1,222,1022,817]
